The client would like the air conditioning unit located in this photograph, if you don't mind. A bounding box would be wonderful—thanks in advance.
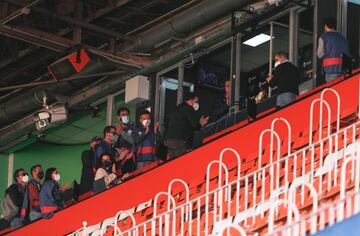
[125,75,150,103]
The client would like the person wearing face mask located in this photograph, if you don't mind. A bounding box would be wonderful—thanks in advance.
[94,153,123,189]
[266,51,300,108]
[115,107,136,174]
[1,169,27,230]
[94,126,118,171]
[132,110,162,170]
[20,165,44,222]
[39,168,64,219]
[165,92,209,159]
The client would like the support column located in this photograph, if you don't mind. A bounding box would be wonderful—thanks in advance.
[268,22,274,97]
[312,0,319,88]
[154,73,161,122]
[289,9,299,66]
[177,62,184,105]
[106,95,114,126]
[234,33,241,112]
[7,153,14,187]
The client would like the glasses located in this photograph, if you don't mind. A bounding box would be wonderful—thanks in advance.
[17,173,28,177]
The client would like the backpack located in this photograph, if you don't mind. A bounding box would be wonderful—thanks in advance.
[1,193,18,221]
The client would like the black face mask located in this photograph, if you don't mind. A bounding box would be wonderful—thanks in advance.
[102,160,112,169]
[38,171,44,180]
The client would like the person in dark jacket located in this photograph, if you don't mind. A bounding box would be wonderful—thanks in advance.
[165,93,209,159]
[21,165,43,222]
[3,169,28,230]
[266,51,300,108]
[115,107,136,174]
[79,136,101,195]
[212,80,231,121]
[133,110,161,169]
[94,126,118,170]
[317,17,350,82]
[39,168,64,219]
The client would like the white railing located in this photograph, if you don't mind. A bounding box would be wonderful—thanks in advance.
[113,121,360,236]
[70,86,360,236]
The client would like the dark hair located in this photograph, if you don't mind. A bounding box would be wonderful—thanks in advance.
[117,107,129,116]
[184,92,198,102]
[13,168,25,183]
[275,51,289,59]
[45,167,57,182]
[96,153,112,169]
[30,164,42,177]
[324,17,337,29]
[103,125,116,137]
[139,109,151,118]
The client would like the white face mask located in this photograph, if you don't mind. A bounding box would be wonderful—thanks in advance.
[274,61,280,68]
[142,119,151,126]
[54,174,61,182]
[22,175,29,183]
[193,103,200,111]
[120,115,130,125]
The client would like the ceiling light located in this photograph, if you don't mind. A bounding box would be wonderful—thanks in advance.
[243,33,273,47]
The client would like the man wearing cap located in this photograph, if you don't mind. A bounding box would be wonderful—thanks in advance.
[165,92,209,159]
[79,136,101,195]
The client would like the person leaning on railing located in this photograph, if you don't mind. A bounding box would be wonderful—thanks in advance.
[164,92,209,159]
[39,168,69,219]
[94,153,129,189]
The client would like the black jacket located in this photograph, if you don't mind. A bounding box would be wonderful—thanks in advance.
[212,95,229,122]
[79,149,95,195]
[165,103,201,144]
[269,61,300,95]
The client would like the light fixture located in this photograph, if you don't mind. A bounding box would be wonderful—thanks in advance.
[243,33,273,47]
[163,78,194,91]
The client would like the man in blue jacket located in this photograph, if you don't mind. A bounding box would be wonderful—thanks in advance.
[133,110,161,170]
[317,17,350,82]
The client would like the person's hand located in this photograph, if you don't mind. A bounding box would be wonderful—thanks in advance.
[145,124,150,134]
[116,124,124,134]
[59,183,71,192]
[200,115,209,127]
[111,163,117,174]
[125,150,134,160]
[117,148,128,161]
[154,122,160,134]
[122,173,131,180]
[266,74,273,82]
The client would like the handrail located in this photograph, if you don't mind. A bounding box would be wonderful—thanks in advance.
[268,199,300,235]
[118,121,360,235]
[205,160,229,236]
[288,179,318,234]
[309,98,331,145]
[114,211,137,236]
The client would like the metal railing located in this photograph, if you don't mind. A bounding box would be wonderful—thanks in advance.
[70,86,360,236]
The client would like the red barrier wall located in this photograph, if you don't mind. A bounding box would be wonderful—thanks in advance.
[9,74,360,236]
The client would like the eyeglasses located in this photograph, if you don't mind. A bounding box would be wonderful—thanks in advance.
[17,173,28,177]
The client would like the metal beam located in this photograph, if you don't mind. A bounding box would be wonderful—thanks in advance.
[4,0,132,41]
[0,70,125,91]
[0,25,148,68]
[106,95,114,125]
[0,0,41,25]
[7,153,14,187]
[234,33,241,112]
[73,0,83,44]
[289,8,299,65]
[0,0,131,69]
[177,62,184,105]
